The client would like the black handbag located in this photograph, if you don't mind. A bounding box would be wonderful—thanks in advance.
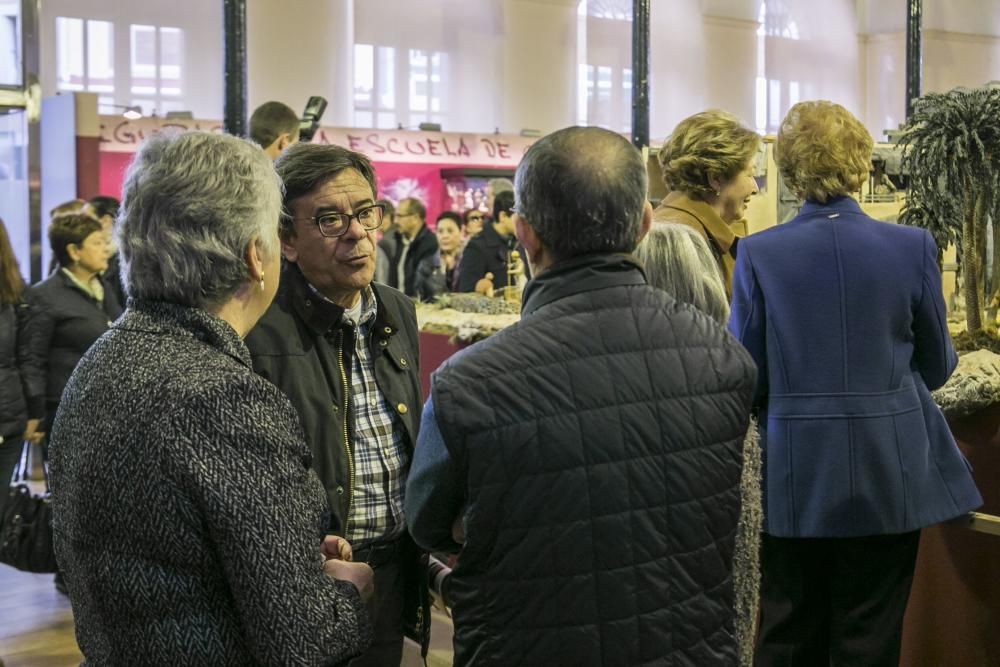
[0,443,57,573]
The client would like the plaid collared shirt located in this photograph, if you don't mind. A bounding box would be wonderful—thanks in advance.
[323,286,409,545]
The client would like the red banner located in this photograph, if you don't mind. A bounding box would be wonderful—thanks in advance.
[98,116,536,167]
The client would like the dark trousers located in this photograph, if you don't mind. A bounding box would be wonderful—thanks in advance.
[349,540,406,667]
[755,531,920,667]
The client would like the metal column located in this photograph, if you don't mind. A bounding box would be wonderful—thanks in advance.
[22,0,42,283]
[631,0,650,150]
[223,0,248,137]
[905,0,922,118]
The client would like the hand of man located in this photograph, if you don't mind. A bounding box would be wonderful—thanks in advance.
[475,272,495,297]
[24,419,43,444]
[324,559,375,604]
[321,534,353,562]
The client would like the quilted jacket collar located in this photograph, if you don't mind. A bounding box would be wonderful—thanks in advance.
[521,253,647,317]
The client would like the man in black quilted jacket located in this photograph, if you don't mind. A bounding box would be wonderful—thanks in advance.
[406,126,757,666]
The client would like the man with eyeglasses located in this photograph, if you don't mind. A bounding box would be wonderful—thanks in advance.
[455,189,518,294]
[246,143,428,666]
[386,197,440,301]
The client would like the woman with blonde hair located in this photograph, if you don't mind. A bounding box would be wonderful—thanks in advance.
[636,223,762,667]
[729,100,981,666]
[654,110,760,295]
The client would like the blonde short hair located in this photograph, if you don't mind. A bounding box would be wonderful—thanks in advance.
[776,101,873,203]
[635,223,729,324]
[657,110,760,199]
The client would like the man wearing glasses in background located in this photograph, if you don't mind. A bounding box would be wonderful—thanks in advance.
[246,143,428,666]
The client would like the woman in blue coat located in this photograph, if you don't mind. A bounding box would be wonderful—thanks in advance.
[729,100,981,666]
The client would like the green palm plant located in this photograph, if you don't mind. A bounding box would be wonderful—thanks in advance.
[899,85,1000,334]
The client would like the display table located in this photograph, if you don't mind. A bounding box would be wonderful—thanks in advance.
[415,300,519,397]
[900,355,1000,666]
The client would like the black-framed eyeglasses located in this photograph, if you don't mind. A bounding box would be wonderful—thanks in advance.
[286,203,385,238]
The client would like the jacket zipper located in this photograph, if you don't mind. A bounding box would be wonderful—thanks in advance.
[336,329,356,532]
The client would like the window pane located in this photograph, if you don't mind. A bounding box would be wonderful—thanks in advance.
[0,4,21,86]
[87,20,114,92]
[409,49,428,112]
[376,111,396,129]
[377,46,395,109]
[354,110,373,128]
[130,24,156,94]
[56,17,85,91]
[159,27,183,95]
[354,44,373,107]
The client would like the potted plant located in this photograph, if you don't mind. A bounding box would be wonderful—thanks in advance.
[899,84,1000,346]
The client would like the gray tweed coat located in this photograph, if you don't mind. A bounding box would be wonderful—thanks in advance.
[49,301,372,666]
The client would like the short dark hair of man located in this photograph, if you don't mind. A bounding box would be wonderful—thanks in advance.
[514,126,647,261]
[249,101,301,149]
[436,211,462,227]
[398,198,426,222]
[88,195,120,220]
[49,213,102,268]
[275,142,376,238]
[492,190,515,222]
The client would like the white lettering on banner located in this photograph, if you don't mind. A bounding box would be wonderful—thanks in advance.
[97,116,536,167]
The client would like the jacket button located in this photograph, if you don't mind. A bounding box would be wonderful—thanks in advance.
[336,486,344,496]
[383,326,392,334]
[396,403,408,415]
[399,358,408,367]
[305,299,312,307]
[332,404,339,413]
[379,339,388,347]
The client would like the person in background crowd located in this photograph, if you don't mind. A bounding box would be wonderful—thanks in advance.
[654,110,761,296]
[455,190,516,294]
[246,142,429,665]
[48,131,374,665]
[406,126,756,666]
[434,211,463,292]
[0,217,41,513]
[26,212,121,594]
[375,198,397,285]
[387,197,440,301]
[484,177,513,213]
[46,200,89,276]
[730,100,982,666]
[461,208,484,238]
[249,101,301,161]
[635,222,762,666]
[49,200,86,220]
[26,213,121,446]
[87,195,125,307]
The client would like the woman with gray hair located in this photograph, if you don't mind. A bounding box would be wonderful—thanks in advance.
[636,223,762,667]
[48,130,375,665]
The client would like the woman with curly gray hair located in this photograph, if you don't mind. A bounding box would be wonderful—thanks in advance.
[654,110,761,295]
[48,130,375,665]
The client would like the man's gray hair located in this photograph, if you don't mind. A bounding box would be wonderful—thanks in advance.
[635,223,729,324]
[117,130,282,309]
[514,126,647,260]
